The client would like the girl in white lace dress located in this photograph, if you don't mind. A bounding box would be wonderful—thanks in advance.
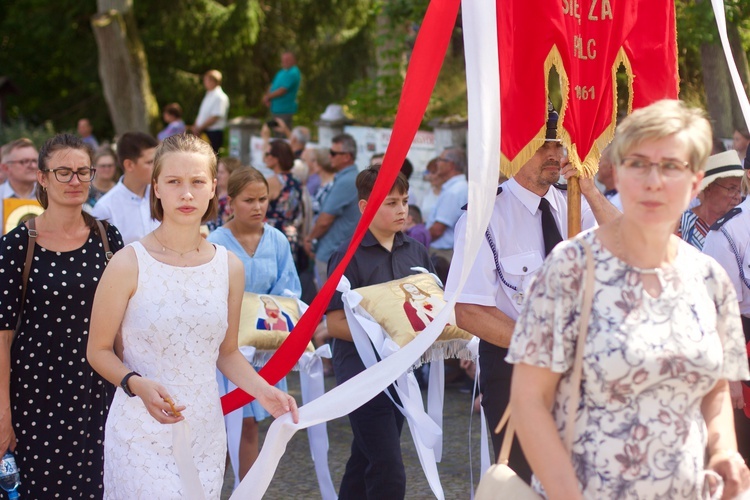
[507,100,750,499]
[87,134,298,498]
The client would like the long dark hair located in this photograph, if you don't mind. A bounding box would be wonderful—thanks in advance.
[268,140,295,172]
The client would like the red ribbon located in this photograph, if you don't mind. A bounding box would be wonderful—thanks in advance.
[221,0,462,415]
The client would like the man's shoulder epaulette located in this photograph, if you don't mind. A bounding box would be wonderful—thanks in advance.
[462,186,503,211]
[710,207,742,231]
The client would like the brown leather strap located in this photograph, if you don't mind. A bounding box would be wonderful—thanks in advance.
[16,218,38,335]
[15,218,112,337]
[95,219,112,261]
[564,238,595,452]
[496,406,513,464]
[494,237,595,463]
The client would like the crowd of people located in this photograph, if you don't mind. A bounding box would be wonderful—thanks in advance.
[0,49,750,499]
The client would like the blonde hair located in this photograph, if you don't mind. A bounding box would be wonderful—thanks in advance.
[150,134,218,223]
[219,157,243,176]
[204,69,222,85]
[609,100,712,173]
[227,167,268,199]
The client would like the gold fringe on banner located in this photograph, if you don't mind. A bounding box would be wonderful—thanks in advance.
[561,49,634,178]
[500,46,635,180]
[500,46,568,178]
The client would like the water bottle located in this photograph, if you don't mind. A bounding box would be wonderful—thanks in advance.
[0,451,20,499]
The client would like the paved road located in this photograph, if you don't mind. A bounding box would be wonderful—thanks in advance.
[221,365,487,499]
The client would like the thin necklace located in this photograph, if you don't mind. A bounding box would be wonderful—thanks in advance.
[615,220,665,275]
[228,223,261,257]
[153,230,202,257]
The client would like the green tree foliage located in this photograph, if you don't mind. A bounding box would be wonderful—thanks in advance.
[0,0,108,135]
[0,0,376,140]
[8,1,746,139]
[344,1,467,127]
[676,0,750,106]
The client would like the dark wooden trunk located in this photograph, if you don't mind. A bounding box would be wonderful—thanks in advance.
[91,0,158,135]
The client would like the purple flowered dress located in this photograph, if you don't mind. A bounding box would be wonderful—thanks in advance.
[507,230,750,499]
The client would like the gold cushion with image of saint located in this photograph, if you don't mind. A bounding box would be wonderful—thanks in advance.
[238,293,314,360]
[354,273,475,365]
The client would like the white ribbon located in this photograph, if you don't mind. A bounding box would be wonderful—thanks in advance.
[340,273,444,498]
[462,0,501,483]
[231,0,500,495]
[298,346,337,500]
[340,271,452,466]
[461,336,492,483]
[172,420,207,500]
[222,344,336,499]
[710,0,750,129]
[427,359,445,462]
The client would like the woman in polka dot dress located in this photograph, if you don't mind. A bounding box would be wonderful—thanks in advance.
[0,134,124,498]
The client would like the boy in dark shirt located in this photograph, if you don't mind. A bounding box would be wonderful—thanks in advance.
[326,167,435,499]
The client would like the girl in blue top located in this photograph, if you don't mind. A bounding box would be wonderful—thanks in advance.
[207,167,301,481]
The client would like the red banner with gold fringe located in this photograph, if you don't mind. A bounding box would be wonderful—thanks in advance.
[499,0,678,177]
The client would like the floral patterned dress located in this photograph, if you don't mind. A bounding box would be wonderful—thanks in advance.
[266,172,302,258]
[507,230,750,499]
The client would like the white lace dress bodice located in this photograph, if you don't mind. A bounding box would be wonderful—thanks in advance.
[104,242,229,499]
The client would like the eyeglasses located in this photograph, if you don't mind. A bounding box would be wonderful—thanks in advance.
[711,181,742,196]
[329,149,350,157]
[43,167,96,183]
[6,159,38,167]
[619,157,691,178]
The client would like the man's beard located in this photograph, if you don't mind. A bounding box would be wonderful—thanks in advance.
[538,160,561,187]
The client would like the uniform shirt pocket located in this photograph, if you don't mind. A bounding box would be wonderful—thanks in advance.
[498,251,544,312]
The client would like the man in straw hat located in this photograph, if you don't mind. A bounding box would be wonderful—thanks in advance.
[703,150,750,467]
[677,150,744,251]
[444,102,620,480]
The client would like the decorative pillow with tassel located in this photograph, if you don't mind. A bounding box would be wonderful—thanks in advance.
[238,293,314,368]
[353,273,475,367]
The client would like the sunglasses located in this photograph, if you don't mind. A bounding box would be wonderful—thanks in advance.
[329,149,350,157]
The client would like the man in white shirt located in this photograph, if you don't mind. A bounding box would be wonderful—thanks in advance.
[191,69,230,153]
[91,132,160,245]
[444,107,619,481]
[703,192,750,463]
[1,138,38,230]
[426,147,468,263]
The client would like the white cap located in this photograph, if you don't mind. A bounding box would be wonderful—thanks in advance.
[320,104,347,122]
